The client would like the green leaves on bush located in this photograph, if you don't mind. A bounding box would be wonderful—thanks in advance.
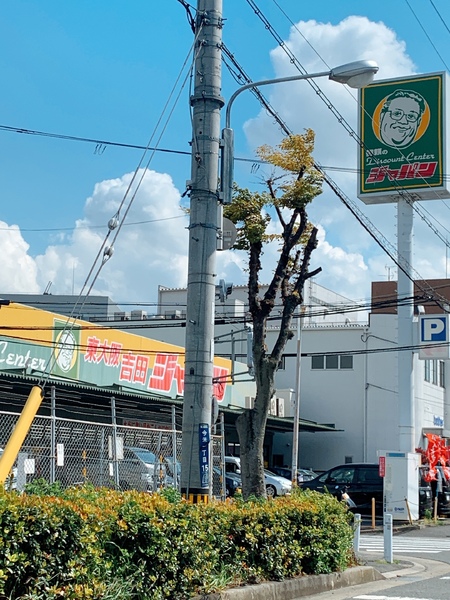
[0,486,353,599]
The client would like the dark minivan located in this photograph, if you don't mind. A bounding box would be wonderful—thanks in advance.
[300,463,433,517]
[300,463,383,515]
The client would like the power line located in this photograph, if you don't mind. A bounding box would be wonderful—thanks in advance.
[237,0,450,312]
[406,0,450,71]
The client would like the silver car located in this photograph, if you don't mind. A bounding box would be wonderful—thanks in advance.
[264,469,292,497]
[224,457,291,497]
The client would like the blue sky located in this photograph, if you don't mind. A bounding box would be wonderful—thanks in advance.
[1,1,450,307]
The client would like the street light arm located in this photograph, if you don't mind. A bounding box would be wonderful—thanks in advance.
[220,60,378,206]
[225,71,331,129]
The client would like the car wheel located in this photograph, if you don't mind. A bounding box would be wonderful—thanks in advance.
[266,484,277,498]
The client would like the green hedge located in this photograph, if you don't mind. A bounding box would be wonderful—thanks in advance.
[0,485,354,599]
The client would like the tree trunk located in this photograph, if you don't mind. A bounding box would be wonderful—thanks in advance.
[236,354,275,499]
[236,408,267,498]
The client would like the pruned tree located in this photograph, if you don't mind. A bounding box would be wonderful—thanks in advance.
[224,130,323,499]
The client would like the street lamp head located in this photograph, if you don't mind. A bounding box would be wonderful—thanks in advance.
[329,60,379,88]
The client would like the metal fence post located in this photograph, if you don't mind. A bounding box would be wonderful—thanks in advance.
[220,412,226,500]
[50,386,56,484]
[111,396,119,489]
[171,405,178,489]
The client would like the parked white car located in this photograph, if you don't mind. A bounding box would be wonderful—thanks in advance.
[264,469,292,497]
[225,457,292,497]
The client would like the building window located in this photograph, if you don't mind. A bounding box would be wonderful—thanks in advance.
[424,359,445,388]
[325,355,339,369]
[311,355,324,370]
[424,360,431,382]
[432,360,439,385]
[311,354,353,370]
[340,355,353,369]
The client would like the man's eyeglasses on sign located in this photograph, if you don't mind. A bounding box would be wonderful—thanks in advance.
[387,108,420,123]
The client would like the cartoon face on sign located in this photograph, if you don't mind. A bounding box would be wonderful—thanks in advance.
[373,89,430,149]
[55,330,77,372]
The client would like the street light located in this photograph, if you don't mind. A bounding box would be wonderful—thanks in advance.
[221,60,379,205]
[219,58,378,480]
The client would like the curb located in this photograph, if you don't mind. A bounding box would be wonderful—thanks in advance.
[194,566,384,599]
[380,557,426,579]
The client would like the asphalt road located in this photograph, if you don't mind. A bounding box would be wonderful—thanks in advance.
[295,521,450,600]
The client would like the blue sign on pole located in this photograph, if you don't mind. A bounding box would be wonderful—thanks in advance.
[418,314,449,359]
[199,423,210,488]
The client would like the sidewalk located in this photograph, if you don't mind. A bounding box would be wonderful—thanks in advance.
[357,551,416,577]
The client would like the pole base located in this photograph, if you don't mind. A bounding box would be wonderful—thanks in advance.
[181,490,210,504]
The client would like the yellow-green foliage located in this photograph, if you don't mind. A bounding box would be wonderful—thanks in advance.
[224,131,323,251]
[257,130,323,209]
[0,486,354,599]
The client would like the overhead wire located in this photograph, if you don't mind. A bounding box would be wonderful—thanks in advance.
[0,4,448,314]
[241,0,450,311]
[221,39,441,307]
[0,292,435,335]
[405,0,450,72]
[429,0,450,36]
[36,22,205,391]
[267,0,450,256]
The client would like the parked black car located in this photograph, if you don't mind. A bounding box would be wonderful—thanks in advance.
[419,468,433,517]
[300,462,432,518]
[436,485,450,516]
[300,463,383,515]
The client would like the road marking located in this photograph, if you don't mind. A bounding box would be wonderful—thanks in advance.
[355,596,435,599]
[359,535,450,554]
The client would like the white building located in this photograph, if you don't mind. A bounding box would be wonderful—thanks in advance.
[4,279,447,472]
[155,279,448,471]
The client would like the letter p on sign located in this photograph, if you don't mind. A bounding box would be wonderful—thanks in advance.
[421,316,447,342]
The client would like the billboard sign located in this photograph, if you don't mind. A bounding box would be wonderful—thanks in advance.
[358,72,450,204]
[0,302,232,403]
[418,314,450,359]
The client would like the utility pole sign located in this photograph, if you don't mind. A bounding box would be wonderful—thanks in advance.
[418,314,450,359]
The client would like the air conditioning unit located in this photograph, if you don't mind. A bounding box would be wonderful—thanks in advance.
[245,396,254,409]
[165,310,184,319]
[130,310,147,320]
[114,311,130,321]
[277,397,285,418]
[269,396,277,416]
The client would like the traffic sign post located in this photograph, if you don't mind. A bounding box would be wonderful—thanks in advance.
[418,314,450,359]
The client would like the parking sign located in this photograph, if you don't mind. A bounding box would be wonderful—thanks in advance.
[419,314,450,359]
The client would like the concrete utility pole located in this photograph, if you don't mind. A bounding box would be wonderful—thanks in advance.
[180,0,224,501]
[397,198,415,452]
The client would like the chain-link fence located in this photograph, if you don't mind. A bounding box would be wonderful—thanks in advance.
[0,409,226,499]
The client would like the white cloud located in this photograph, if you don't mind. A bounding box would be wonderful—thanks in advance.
[32,169,192,303]
[0,223,40,293]
[239,15,449,302]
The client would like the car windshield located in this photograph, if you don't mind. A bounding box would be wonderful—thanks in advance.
[264,469,279,477]
[130,449,156,464]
